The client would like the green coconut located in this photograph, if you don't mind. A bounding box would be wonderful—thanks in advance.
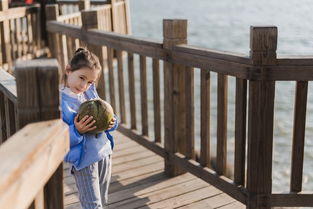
[78,99,114,134]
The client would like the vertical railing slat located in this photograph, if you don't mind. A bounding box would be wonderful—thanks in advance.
[140,55,148,135]
[185,67,194,159]
[15,18,22,58]
[200,69,210,167]
[22,17,27,56]
[152,58,161,142]
[60,34,68,69]
[216,74,228,175]
[117,50,126,123]
[9,19,15,61]
[13,18,19,58]
[107,47,116,111]
[128,52,136,129]
[31,12,37,52]
[66,34,73,63]
[4,96,16,138]
[234,78,247,185]
[36,5,41,51]
[0,0,12,72]
[27,13,33,54]
[0,91,7,143]
[290,81,308,192]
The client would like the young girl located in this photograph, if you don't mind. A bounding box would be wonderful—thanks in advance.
[61,48,118,209]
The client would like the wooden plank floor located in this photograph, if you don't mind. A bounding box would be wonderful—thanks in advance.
[63,131,245,209]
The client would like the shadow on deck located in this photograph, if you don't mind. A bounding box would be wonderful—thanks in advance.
[63,131,244,209]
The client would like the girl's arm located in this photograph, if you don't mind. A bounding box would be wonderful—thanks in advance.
[67,123,84,147]
[61,102,84,147]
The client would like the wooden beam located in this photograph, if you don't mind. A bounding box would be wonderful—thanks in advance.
[246,26,277,209]
[163,19,188,176]
[0,120,68,209]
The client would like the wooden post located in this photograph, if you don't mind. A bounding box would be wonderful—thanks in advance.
[81,9,106,100]
[46,5,61,67]
[0,0,12,72]
[163,19,188,176]
[78,0,90,11]
[39,0,57,45]
[15,59,64,209]
[246,26,277,209]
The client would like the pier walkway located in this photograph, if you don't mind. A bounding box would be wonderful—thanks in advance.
[2,1,313,208]
[63,131,244,209]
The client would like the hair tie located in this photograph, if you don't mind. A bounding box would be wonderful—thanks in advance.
[74,47,87,54]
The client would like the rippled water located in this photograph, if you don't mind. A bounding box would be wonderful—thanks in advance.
[129,0,313,196]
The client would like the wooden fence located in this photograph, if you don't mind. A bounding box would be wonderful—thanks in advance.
[56,0,131,34]
[0,59,69,209]
[46,1,130,100]
[0,0,47,73]
[46,8,313,208]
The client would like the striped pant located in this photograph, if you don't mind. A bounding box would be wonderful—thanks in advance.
[72,155,112,209]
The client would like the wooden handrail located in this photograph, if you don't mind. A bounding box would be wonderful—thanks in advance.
[0,119,69,209]
[46,21,313,81]
[0,4,39,22]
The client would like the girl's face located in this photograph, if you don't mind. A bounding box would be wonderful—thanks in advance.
[66,67,99,94]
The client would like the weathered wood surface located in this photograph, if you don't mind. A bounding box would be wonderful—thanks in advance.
[246,26,277,209]
[163,19,188,176]
[63,131,245,209]
[0,119,69,209]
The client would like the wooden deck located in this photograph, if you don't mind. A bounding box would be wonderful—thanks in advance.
[63,131,245,209]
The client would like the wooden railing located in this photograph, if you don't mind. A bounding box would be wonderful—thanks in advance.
[0,59,68,209]
[0,1,46,73]
[46,13,313,208]
[0,120,68,209]
[56,0,131,34]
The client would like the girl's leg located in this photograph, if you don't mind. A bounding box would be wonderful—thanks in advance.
[72,163,102,209]
[98,155,112,207]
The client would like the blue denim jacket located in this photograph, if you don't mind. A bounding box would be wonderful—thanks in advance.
[61,84,118,170]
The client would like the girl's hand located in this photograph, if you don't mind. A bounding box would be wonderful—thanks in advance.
[74,114,97,134]
[107,117,116,130]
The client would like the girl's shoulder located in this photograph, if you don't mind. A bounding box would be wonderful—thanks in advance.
[84,83,99,99]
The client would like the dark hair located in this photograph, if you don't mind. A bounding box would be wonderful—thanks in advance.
[62,48,101,85]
